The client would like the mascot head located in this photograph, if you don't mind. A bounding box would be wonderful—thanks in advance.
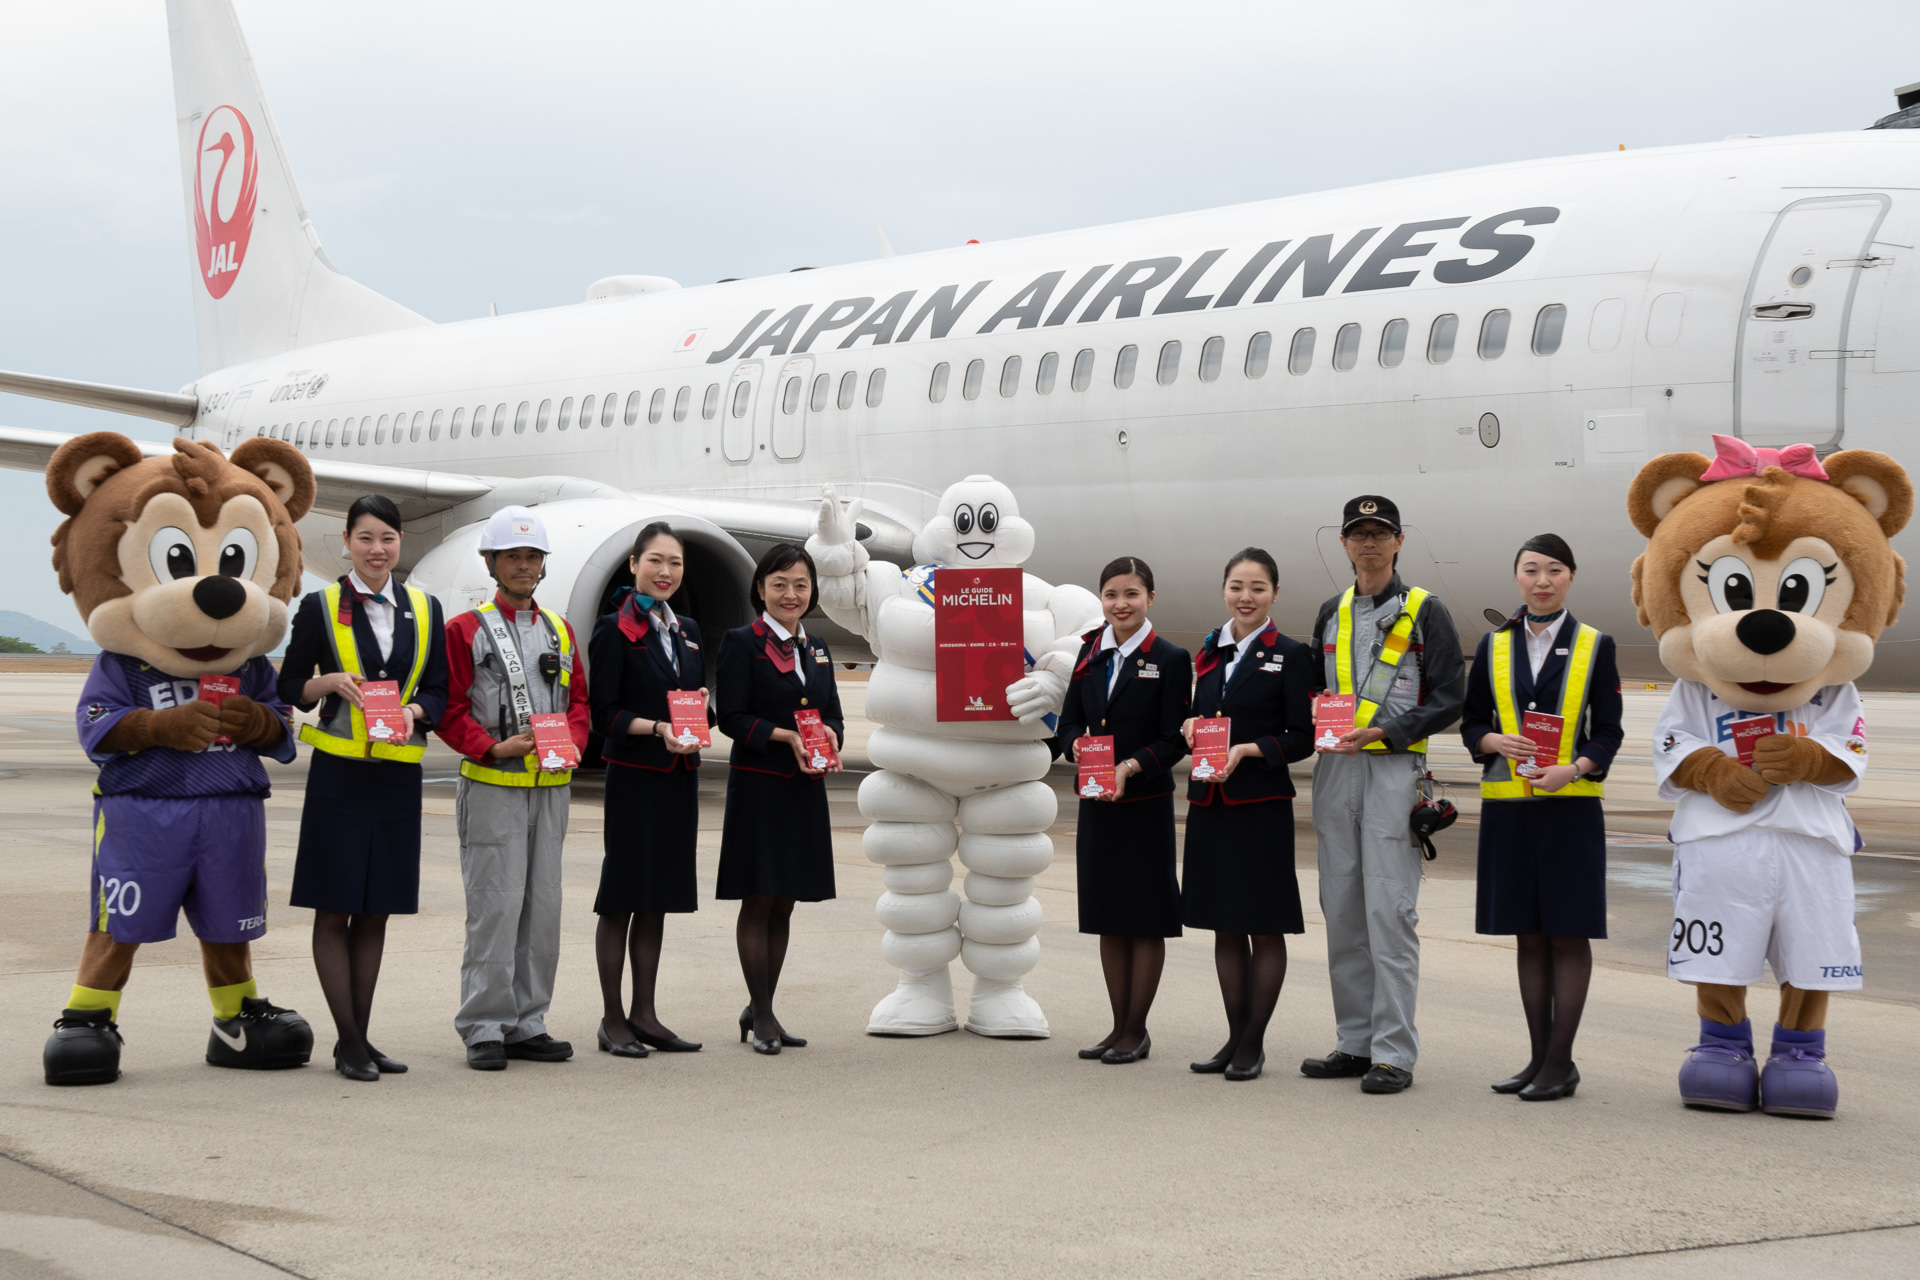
[46,433,314,678]
[1629,434,1910,713]
[912,474,1035,568]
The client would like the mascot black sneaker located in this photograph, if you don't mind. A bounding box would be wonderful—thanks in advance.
[44,1008,124,1086]
[206,996,314,1070]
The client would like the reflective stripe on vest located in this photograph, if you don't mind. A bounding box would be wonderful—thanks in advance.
[1334,585,1431,753]
[297,582,434,763]
[458,604,575,788]
[1481,622,1605,800]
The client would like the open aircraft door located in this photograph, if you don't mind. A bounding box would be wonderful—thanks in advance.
[1734,194,1890,451]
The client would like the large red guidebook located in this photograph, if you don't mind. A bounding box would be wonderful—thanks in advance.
[934,567,1024,722]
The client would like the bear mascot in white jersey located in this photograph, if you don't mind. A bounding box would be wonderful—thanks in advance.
[809,476,1101,1036]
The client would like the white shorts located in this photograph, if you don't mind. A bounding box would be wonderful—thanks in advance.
[1668,828,1862,990]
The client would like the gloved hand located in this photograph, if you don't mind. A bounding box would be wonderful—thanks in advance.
[97,701,222,754]
[1006,668,1066,725]
[1751,733,1853,786]
[217,695,286,750]
[807,485,869,579]
[1671,746,1769,814]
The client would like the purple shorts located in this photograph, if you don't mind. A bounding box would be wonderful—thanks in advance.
[89,794,268,945]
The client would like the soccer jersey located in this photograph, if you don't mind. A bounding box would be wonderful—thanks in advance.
[1651,679,1865,856]
[77,653,296,798]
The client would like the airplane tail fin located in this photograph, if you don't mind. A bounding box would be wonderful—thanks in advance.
[166,0,429,374]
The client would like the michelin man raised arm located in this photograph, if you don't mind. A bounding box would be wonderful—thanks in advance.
[809,476,1101,1036]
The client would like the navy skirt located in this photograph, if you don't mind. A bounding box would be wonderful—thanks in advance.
[596,762,700,915]
[716,767,836,902]
[290,750,422,915]
[1076,793,1181,938]
[1475,797,1608,938]
[1180,798,1304,935]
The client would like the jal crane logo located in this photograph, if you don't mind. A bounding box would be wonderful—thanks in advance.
[193,105,259,300]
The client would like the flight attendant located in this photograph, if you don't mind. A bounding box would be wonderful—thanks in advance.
[1057,557,1191,1065]
[587,523,709,1058]
[280,495,448,1082]
[1179,548,1315,1082]
[714,543,844,1055]
[1460,533,1622,1101]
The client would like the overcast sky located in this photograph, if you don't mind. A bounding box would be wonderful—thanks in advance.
[2,0,1917,635]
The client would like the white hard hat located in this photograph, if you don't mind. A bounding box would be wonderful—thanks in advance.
[478,505,551,553]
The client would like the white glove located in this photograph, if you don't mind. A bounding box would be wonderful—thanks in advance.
[806,484,868,579]
[1006,667,1067,725]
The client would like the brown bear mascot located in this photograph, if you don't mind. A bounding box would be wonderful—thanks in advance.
[1629,434,1909,1119]
[41,433,317,1085]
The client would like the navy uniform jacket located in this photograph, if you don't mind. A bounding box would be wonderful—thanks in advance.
[278,581,449,731]
[1459,611,1624,783]
[714,619,845,779]
[1187,621,1315,805]
[589,593,712,772]
[1056,626,1192,802]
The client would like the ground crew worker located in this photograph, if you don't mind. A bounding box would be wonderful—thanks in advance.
[1301,495,1466,1094]
[436,505,590,1071]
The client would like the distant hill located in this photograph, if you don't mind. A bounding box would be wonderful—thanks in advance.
[0,611,97,654]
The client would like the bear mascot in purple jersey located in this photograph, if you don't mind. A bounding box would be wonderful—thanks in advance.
[42,433,316,1085]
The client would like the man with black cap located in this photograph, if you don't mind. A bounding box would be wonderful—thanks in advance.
[1301,495,1466,1093]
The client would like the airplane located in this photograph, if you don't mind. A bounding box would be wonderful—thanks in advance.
[3,0,1919,687]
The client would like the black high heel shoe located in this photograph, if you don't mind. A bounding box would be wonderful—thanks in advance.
[333,1044,378,1083]
[1080,1043,1115,1061]
[629,1021,701,1053]
[1190,1044,1234,1073]
[365,1044,407,1074]
[1518,1063,1579,1101]
[740,1004,804,1047]
[1225,1051,1265,1082]
[1101,1031,1151,1065]
[597,1022,649,1059]
[1492,1064,1541,1094]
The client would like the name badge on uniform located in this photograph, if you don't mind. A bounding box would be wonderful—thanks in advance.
[1139,662,1160,679]
[1555,648,1569,655]
[1261,660,1284,673]
[814,652,831,664]
[685,640,700,651]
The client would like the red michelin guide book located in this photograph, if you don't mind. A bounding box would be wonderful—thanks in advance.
[1075,735,1117,799]
[1312,694,1357,750]
[1730,715,1778,767]
[358,680,406,745]
[794,708,840,772]
[666,690,711,748]
[529,712,580,772]
[934,567,1024,722]
[1519,710,1565,772]
[1189,717,1231,783]
[198,672,241,744]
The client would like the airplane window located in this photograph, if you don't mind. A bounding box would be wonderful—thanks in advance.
[1427,314,1458,364]
[1288,328,1315,375]
[578,394,596,430]
[601,393,618,428]
[296,423,307,448]
[703,384,721,420]
[535,400,551,433]
[962,359,985,401]
[430,409,444,440]
[1036,352,1059,394]
[557,397,573,431]
[1532,304,1567,355]
[1332,324,1361,372]
[374,414,387,445]
[624,391,642,426]
[729,382,749,419]
[866,368,886,407]
[1071,348,1095,392]
[1244,332,1271,378]
[813,373,833,411]
[782,376,802,414]
[450,407,466,439]
[648,389,666,424]
[325,420,338,447]
[494,404,511,436]
[1000,356,1022,398]
[390,410,405,445]
[1198,337,1223,383]
[513,401,531,434]
[1478,309,1510,359]
[1114,344,1138,389]
[837,371,858,410]
[407,410,422,442]
[1157,341,1181,386]
[1379,319,1407,368]
[673,387,691,422]
[928,364,950,403]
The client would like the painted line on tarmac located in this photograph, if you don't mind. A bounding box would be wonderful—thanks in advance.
[1413,1217,1920,1278]
[0,1149,313,1279]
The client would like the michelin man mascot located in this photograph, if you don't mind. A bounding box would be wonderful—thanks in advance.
[1629,435,1909,1118]
[809,477,1100,1036]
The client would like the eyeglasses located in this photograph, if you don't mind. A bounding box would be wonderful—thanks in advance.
[1344,528,1398,544]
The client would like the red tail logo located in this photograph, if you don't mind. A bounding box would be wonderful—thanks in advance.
[193,105,258,300]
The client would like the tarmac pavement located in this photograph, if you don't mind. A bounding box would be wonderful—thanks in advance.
[0,671,1916,1279]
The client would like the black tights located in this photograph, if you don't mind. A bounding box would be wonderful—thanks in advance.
[1513,934,1592,1088]
[596,912,676,1045]
[1211,933,1289,1070]
[737,895,797,1040]
[1097,936,1165,1054]
[311,911,388,1068]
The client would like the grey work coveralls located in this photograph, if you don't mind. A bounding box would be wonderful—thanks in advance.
[1309,574,1466,1072]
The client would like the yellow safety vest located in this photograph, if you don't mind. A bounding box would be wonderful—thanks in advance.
[297,581,434,763]
[1481,622,1605,799]
[1333,585,1431,753]
[458,603,575,788]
